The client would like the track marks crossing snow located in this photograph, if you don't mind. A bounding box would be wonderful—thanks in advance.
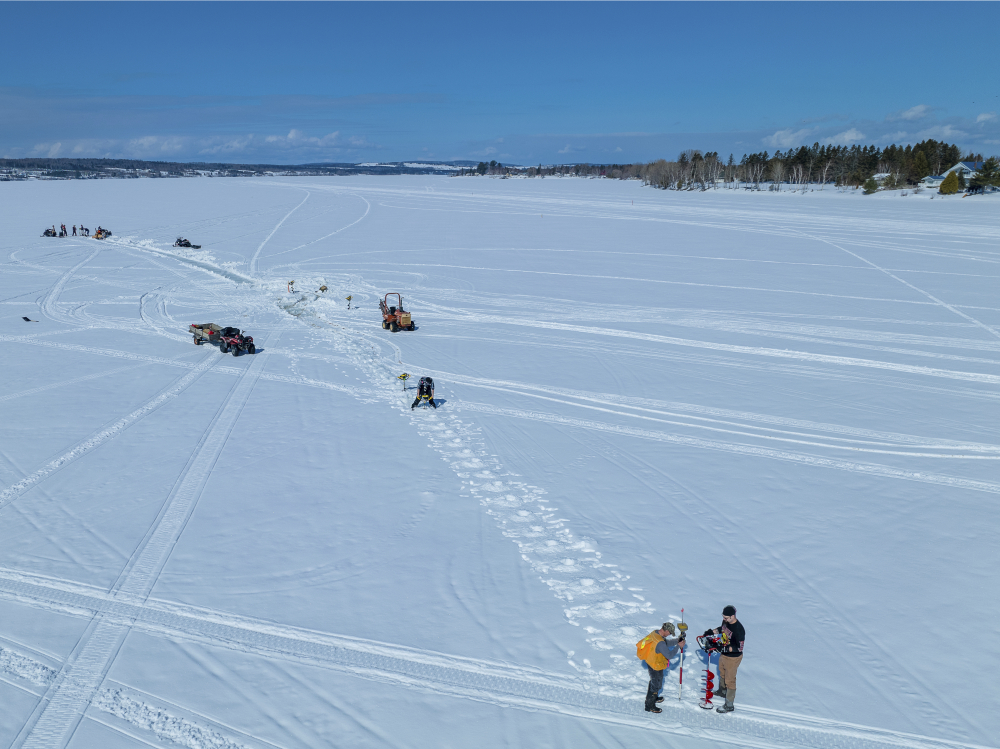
[0,572,987,749]
[457,403,1000,495]
[0,351,218,513]
[18,332,280,748]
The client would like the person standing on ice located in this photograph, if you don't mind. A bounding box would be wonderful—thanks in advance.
[636,623,684,713]
[703,605,745,713]
[411,376,437,409]
[72,225,77,236]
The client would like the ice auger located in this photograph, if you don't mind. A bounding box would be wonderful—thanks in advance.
[697,633,724,709]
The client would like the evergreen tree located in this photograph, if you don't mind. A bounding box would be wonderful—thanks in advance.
[970,157,999,192]
[863,177,879,194]
[938,172,959,194]
[911,151,930,181]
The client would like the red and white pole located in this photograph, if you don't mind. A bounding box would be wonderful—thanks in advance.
[678,608,685,700]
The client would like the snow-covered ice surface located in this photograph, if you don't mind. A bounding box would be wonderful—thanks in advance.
[0,176,997,749]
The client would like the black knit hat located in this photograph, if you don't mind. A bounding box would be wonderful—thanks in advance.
[722,605,736,616]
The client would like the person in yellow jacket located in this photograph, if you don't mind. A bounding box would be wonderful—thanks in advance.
[636,623,684,713]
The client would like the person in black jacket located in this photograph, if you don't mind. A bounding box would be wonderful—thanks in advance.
[411,376,437,409]
[704,605,745,713]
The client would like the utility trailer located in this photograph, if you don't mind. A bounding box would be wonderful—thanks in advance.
[190,323,256,356]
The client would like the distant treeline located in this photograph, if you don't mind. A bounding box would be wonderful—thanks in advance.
[468,140,990,190]
[0,158,476,180]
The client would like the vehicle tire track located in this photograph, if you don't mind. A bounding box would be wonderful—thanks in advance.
[0,572,983,749]
[250,190,310,275]
[39,247,101,327]
[16,332,279,749]
[456,403,1000,495]
[0,351,218,514]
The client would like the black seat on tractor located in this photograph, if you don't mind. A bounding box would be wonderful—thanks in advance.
[389,306,397,314]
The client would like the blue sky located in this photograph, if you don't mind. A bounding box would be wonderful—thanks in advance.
[2,2,998,165]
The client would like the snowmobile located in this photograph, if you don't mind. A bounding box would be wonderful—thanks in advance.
[173,237,201,249]
[379,292,415,332]
[189,323,256,356]
[93,228,112,240]
[41,228,57,237]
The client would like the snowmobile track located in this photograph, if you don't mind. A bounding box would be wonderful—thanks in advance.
[17,332,280,749]
[0,572,986,749]
[0,350,218,514]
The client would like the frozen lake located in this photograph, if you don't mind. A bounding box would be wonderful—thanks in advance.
[1,176,997,749]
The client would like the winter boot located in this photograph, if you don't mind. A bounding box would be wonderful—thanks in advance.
[716,688,735,713]
[655,696,665,704]
[713,685,727,698]
[644,682,661,713]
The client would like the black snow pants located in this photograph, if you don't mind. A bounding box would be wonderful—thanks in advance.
[644,666,664,710]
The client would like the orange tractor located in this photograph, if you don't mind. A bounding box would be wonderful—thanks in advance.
[379,292,415,332]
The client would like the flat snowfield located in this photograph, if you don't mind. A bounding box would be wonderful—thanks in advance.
[0,177,997,749]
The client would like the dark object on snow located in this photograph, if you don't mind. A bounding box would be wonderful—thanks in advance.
[380,292,415,332]
[411,376,437,409]
[42,228,57,237]
[174,237,202,249]
[93,227,112,240]
[22,316,38,322]
[189,323,256,356]
[697,633,725,655]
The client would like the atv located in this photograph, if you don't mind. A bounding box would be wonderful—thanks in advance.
[189,323,256,356]
[93,228,112,240]
[41,228,57,237]
[174,237,202,249]
[379,292,415,332]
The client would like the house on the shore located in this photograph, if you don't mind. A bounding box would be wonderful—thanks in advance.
[919,175,945,189]
[943,161,983,180]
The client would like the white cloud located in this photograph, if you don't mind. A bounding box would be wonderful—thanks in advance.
[897,104,931,121]
[915,124,967,140]
[31,141,63,157]
[825,128,866,144]
[13,129,379,161]
[884,131,908,142]
[977,112,997,123]
[347,135,375,148]
[614,146,623,153]
[198,136,256,156]
[557,144,573,154]
[264,129,341,148]
[762,128,813,148]
[123,136,185,156]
